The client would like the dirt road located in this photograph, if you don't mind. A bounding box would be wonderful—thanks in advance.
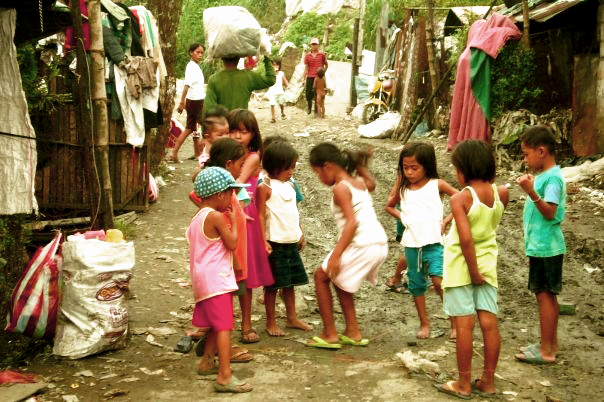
[13,105,604,401]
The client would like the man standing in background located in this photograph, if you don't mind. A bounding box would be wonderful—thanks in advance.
[303,37,328,116]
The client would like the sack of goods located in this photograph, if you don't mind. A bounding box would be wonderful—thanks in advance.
[203,6,262,59]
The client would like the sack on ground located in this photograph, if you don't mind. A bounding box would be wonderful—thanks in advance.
[358,111,401,139]
[53,237,134,359]
[5,232,62,340]
[203,6,262,59]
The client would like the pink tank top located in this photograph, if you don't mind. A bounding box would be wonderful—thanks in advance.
[186,207,237,302]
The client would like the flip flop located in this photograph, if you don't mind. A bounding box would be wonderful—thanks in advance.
[230,346,253,363]
[240,328,260,344]
[214,376,253,393]
[433,381,471,400]
[472,379,497,398]
[306,336,341,349]
[515,346,556,365]
[519,342,540,353]
[339,334,369,346]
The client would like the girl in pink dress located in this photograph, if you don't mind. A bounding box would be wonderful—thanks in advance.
[229,109,274,344]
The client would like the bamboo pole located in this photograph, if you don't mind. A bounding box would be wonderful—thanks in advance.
[349,18,360,110]
[522,0,531,48]
[425,0,441,130]
[88,0,114,228]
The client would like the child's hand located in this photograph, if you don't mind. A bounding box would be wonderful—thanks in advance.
[470,272,486,286]
[234,265,243,276]
[516,174,535,194]
[226,207,236,224]
[298,234,306,251]
[442,213,453,234]
[326,255,341,280]
[264,240,272,255]
[244,213,254,222]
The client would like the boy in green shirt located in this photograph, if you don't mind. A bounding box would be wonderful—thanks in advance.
[515,125,566,365]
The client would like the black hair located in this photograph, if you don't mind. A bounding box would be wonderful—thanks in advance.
[273,59,282,70]
[229,109,263,153]
[309,142,371,175]
[262,141,298,176]
[263,135,287,150]
[451,140,496,182]
[397,142,439,195]
[317,67,325,78]
[202,106,229,135]
[521,125,556,154]
[222,56,239,65]
[189,43,204,54]
[206,138,246,169]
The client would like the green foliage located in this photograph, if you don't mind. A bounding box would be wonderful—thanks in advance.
[491,42,543,119]
[283,12,327,47]
[0,216,30,324]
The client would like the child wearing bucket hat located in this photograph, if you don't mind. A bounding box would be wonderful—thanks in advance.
[186,167,253,393]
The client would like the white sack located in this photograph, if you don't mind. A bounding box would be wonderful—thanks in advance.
[358,111,401,139]
[53,238,135,359]
[562,157,604,183]
[203,6,262,59]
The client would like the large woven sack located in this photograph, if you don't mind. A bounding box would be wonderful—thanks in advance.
[203,6,262,59]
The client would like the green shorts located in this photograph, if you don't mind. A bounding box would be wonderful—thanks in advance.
[443,283,498,316]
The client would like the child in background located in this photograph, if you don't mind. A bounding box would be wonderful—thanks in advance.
[187,167,252,393]
[267,60,289,123]
[307,143,388,349]
[515,125,566,365]
[385,142,458,340]
[435,141,508,399]
[229,109,274,344]
[197,106,230,167]
[313,67,326,118]
[256,141,312,336]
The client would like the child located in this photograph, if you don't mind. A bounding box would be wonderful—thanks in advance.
[197,106,230,167]
[514,125,566,365]
[266,60,289,123]
[229,109,274,344]
[385,142,458,339]
[313,67,326,118]
[434,141,509,399]
[256,141,312,336]
[186,166,252,393]
[307,143,388,348]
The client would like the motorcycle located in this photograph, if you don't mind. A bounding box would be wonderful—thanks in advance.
[362,71,395,124]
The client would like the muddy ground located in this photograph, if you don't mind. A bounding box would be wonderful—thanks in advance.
[6,104,604,401]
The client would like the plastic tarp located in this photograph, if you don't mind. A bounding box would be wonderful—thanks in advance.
[286,0,360,16]
[0,9,38,214]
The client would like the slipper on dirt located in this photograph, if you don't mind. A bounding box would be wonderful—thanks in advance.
[214,376,253,393]
[240,328,260,344]
[196,365,218,376]
[306,336,341,349]
[389,283,409,294]
[230,346,253,363]
[433,381,471,400]
[430,329,446,339]
[515,346,555,365]
[472,379,497,398]
[519,342,540,353]
[339,334,369,346]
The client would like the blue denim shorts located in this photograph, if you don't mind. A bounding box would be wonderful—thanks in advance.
[405,243,443,296]
[443,283,498,316]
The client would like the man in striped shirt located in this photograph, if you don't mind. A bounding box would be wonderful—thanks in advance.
[303,38,328,116]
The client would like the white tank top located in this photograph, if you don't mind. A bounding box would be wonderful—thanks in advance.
[265,178,302,243]
[399,179,443,247]
[331,180,387,247]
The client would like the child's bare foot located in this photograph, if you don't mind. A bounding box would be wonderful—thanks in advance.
[265,324,286,337]
[285,318,313,331]
[449,328,457,340]
[416,325,430,339]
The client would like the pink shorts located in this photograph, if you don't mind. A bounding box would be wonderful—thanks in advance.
[192,293,234,331]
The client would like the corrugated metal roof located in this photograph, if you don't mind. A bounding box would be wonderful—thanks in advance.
[499,0,588,23]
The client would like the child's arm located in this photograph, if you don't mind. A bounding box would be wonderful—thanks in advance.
[326,183,357,280]
[313,79,317,90]
[516,174,557,220]
[497,185,510,209]
[236,152,260,184]
[207,210,237,250]
[450,190,484,285]
[384,177,402,219]
[356,165,376,192]
[255,182,273,254]
[282,73,289,88]
[438,178,459,232]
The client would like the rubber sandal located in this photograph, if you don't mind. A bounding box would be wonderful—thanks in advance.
[472,379,497,398]
[339,334,369,346]
[230,346,253,363]
[433,382,471,400]
[196,360,218,376]
[305,336,341,349]
[515,347,556,365]
[214,376,253,393]
[240,328,260,344]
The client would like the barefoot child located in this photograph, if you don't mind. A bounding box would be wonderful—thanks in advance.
[515,125,566,365]
[313,67,326,118]
[229,109,274,344]
[434,141,509,399]
[307,143,388,348]
[187,167,252,393]
[385,142,458,339]
[256,141,312,336]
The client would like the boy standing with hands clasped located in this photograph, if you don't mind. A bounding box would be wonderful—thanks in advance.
[515,125,566,365]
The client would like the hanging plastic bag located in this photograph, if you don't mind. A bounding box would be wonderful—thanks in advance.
[5,231,62,340]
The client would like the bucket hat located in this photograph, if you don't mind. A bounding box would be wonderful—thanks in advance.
[193,167,249,198]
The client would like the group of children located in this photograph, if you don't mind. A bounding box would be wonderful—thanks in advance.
[186,113,566,397]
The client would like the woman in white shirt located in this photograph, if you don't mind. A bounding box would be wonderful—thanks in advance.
[171,43,205,163]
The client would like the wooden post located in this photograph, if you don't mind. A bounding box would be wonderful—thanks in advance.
[597,0,604,153]
[349,18,360,109]
[375,2,389,74]
[88,0,114,229]
[522,0,531,48]
[425,0,441,130]
[70,0,101,229]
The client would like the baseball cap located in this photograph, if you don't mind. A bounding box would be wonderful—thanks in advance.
[193,167,249,198]
[310,38,319,45]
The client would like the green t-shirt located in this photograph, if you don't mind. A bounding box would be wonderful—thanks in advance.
[204,57,276,112]
[522,165,566,257]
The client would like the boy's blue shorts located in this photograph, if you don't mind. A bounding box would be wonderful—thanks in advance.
[443,283,498,316]
[405,243,443,296]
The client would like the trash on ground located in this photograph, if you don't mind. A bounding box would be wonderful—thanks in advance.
[396,350,440,375]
